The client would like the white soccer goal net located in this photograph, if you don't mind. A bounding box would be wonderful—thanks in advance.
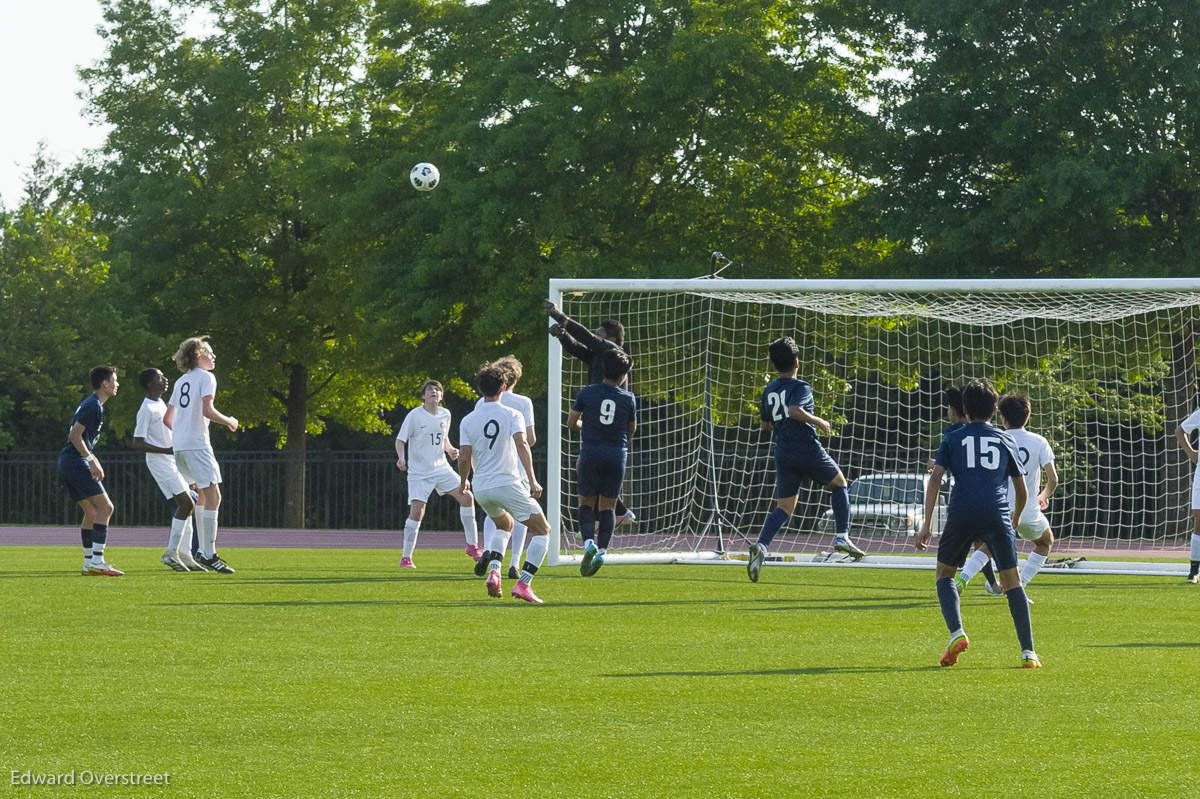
[546,279,1200,568]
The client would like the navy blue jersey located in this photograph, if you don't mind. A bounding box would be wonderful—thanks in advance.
[59,394,103,459]
[761,377,819,457]
[934,422,1025,515]
[572,383,636,451]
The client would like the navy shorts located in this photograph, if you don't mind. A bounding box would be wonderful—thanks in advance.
[57,454,106,503]
[937,510,1019,571]
[577,448,627,499]
[775,449,841,499]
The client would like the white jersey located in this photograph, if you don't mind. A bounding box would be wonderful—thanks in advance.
[459,400,527,492]
[1006,428,1055,522]
[475,390,535,432]
[475,390,535,480]
[134,397,174,466]
[1181,408,1200,437]
[168,369,217,451]
[396,405,453,478]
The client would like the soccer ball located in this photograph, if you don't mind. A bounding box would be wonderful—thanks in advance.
[410,162,440,191]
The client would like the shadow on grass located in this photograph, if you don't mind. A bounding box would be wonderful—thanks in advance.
[153,599,407,607]
[603,664,1019,677]
[1084,642,1200,649]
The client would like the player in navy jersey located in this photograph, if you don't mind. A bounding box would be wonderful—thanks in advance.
[546,299,636,529]
[566,348,636,576]
[57,366,123,576]
[931,384,1001,597]
[916,378,1040,669]
[747,337,863,583]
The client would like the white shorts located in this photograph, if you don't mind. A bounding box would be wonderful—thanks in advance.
[475,483,543,524]
[145,453,188,499]
[175,449,223,490]
[1016,512,1051,542]
[1192,467,1200,510]
[407,463,462,504]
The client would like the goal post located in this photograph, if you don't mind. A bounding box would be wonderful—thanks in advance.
[546,278,1200,568]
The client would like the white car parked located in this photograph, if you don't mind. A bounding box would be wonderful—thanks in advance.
[819,472,949,537]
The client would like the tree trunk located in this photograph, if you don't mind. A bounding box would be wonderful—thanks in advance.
[284,362,308,529]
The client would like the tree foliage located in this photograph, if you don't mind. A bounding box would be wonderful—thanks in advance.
[871,0,1200,277]
[340,0,899,388]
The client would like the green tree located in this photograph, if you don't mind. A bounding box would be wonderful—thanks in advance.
[78,0,402,526]
[344,0,898,385]
[0,152,156,450]
[871,0,1200,278]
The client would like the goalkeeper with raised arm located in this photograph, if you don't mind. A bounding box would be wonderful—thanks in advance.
[546,299,636,528]
[747,336,865,584]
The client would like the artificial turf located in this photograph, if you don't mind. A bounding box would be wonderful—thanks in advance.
[0,546,1194,798]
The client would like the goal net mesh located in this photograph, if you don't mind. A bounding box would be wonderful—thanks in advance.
[550,282,1200,559]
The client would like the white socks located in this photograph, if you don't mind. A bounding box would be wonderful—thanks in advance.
[1020,552,1047,586]
[522,535,549,578]
[168,516,189,553]
[198,508,218,558]
[960,549,989,582]
[403,519,420,558]
[509,520,528,568]
[460,506,478,546]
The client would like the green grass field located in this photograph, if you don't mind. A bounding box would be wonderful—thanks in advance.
[1,546,1194,798]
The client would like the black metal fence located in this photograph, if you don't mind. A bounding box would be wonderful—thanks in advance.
[0,450,548,531]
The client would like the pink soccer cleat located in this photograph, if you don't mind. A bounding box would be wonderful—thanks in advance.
[486,570,502,598]
[465,544,483,562]
[399,556,416,569]
[940,634,969,667]
[510,581,543,604]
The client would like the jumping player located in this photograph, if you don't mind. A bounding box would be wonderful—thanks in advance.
[546,299,636,528]
[133,367,203,572]
[165,337,238,574]
[999,391,1059,590]
[475,356,536,579]
[459,364,552,604]
[567,348,636,577]
[916,378,1040,669]
[747,337,863,583]
[395,380,479,569]
[57,366,123,576]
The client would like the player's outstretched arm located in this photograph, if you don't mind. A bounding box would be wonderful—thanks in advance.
[1011,476,1028,530]
[201,395,238,432]
[1038,461,1060,510]
[788,404,831,436]
[514,433,541,497]
[1176,425,1198,464]
[915,465,945,550]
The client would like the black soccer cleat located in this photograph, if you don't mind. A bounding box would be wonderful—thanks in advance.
[474,552,491,578]
[198,553,236,574]
[507,565,520,580]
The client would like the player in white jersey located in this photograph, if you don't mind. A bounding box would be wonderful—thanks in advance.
[165,336,239,574]
[1174,406,1200,583]
[475,355,536,579]
[395,380,479,569]
[133,367,203,572]
[459,364,551,604]
[999,392,1059,591]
